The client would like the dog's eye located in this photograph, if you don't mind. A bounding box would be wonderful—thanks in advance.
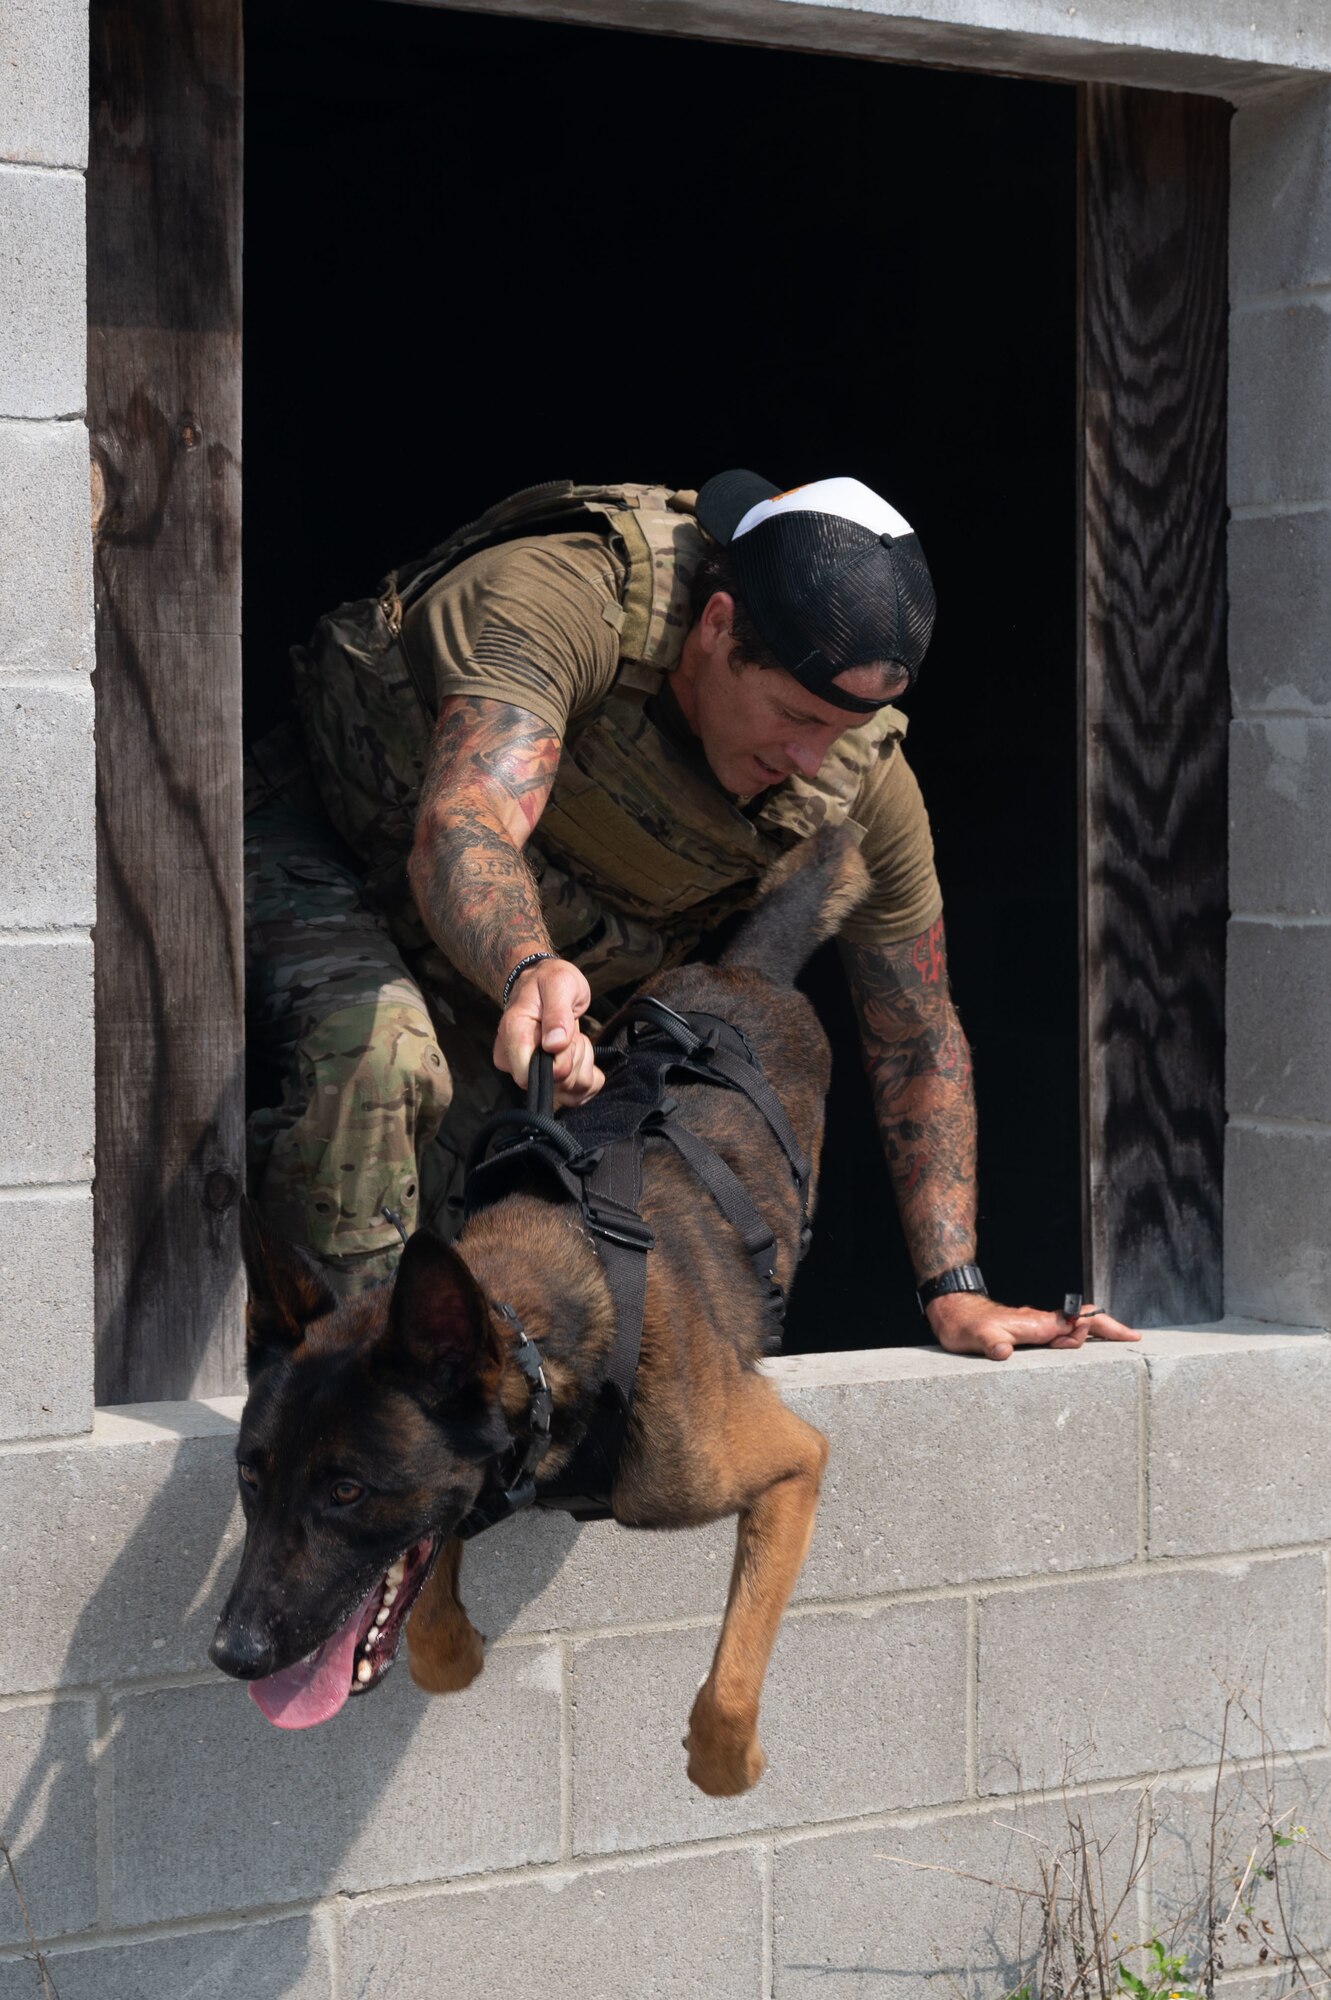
[238,1462,259,1490]
[330,1479,364,1506]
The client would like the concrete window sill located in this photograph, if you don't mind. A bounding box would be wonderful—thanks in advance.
[1,1320,1322,1705]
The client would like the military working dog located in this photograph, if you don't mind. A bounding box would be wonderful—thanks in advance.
[211,828,868,1796]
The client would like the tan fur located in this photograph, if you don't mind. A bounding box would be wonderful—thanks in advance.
[734,829,871,948]
[406,1538,485,1695]
[408,831,866,1794]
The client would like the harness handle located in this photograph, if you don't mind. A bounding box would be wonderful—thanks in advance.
[528,1047,555,1120]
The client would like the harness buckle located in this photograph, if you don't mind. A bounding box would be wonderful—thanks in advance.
[585,1199,655,1253]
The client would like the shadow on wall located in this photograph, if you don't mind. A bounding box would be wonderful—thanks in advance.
[6,1388,1331,1994]
[0,1424,596,1998]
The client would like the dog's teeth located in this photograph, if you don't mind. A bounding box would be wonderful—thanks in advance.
[382,1586,398,1608]
[386,1560,405,1585]
[356,1658,373,1684]
[373,1608,389,1629]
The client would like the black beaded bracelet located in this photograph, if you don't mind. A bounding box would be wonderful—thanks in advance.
[501,951,559,1010]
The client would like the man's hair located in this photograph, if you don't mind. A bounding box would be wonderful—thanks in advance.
[687,545,784,673]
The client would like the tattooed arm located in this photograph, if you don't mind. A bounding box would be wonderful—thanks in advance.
[408,694,602,1103]
[844,918,1137,1361]
[842,918,977,1282]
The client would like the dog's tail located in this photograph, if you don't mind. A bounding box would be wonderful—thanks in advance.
[720,826,871,987]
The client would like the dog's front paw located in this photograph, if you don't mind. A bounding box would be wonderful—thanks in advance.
[684,1693,766,1796]
[406,1616,485,1695]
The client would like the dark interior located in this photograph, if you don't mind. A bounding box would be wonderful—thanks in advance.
[244,0,1080,1349]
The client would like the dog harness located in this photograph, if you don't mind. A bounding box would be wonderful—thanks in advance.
[454,996,811,1539]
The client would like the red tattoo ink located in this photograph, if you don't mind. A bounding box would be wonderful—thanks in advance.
[912,916,945,987]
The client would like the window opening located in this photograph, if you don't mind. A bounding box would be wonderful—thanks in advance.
[243,0,1079,1351]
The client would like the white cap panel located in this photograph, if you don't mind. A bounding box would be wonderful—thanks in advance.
[732,476,914,543]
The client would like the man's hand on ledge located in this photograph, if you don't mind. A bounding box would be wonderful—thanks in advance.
[925,1292,1140,1363]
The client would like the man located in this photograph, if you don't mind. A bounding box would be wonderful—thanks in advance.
[246,471,1136,1362]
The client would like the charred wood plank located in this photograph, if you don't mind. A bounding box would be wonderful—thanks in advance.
[88,0,244,1400]
[1079,84,1229,1326]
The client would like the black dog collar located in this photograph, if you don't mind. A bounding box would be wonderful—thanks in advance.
[455,1302,553,1540]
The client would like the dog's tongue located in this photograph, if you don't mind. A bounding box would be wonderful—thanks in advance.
[248,1588,376,1730]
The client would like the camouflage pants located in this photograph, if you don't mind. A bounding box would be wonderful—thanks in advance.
[245,763,512,1292]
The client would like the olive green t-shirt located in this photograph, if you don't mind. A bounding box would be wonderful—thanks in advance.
[403,532,942,948]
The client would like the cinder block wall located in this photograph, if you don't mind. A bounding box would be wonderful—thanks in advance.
[5,5,1331,1998]
[1227,79,1331,1331]
[0,0,95,1446]
[0,1334,1329,2000]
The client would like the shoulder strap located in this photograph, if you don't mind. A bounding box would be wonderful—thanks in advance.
[387,483,702,711]
[532,1136,649,1519]
[647,1113,784,1336]
[595,488,704,684]
[394,480,585,612]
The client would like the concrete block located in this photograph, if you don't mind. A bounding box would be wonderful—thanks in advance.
[0,1409,243,1694]
[1231,719,1331,915]
[777,1818,1018,1999]
[1148,1338,1331,1557]
[571,1598,968,1855]
[1232,83,1331,299]
[776,1784,1162,2000]
[109,1645,562,1924]
[1226,1124,1331,1328]
[1228,921,1331,1123]
[0,168,84,419]
[1230,302,1331,511]
[0,1916,335,2000]
[0,0,88,169]
[978,1554,1327,1792]
[1149,1755,1331,1981]
[1230,509,1331,719]
[462,1508,736,1642]
[783,1354,1139,1598]
[464,1350,1140,1639]
[0,1189,92,1441]
[1230,510,1331,716]
[0,1698,97,1946]
[0,419,93,676]
[0,683,95,926]
[0,940,93,1185]
[776,1795,1136,2000]
[344,1849,764,2000]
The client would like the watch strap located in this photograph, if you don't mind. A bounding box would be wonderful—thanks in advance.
[916,1262,988,1314]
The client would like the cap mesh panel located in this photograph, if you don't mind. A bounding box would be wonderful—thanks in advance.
[731,513,936,705]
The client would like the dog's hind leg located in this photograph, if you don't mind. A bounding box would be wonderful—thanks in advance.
[405,1538,486,1694]
[683,1391,828,1797]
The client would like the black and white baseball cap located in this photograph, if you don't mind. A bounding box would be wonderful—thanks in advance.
[695,471,936,713]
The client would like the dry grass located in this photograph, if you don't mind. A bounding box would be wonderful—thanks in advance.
[878,1673,1331,1999]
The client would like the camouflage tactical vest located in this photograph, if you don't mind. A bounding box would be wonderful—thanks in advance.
[292,481,906,997]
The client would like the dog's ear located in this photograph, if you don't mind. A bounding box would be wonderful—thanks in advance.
[240,1201,337,1374]
[384,1229,502,1404]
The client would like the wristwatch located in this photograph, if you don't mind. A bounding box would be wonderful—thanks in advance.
[916,1262,988,1315]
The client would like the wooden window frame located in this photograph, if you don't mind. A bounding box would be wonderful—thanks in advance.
[86,3,1229,1401]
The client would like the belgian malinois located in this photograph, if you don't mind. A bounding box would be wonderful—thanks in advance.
[211,828,868,1795]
